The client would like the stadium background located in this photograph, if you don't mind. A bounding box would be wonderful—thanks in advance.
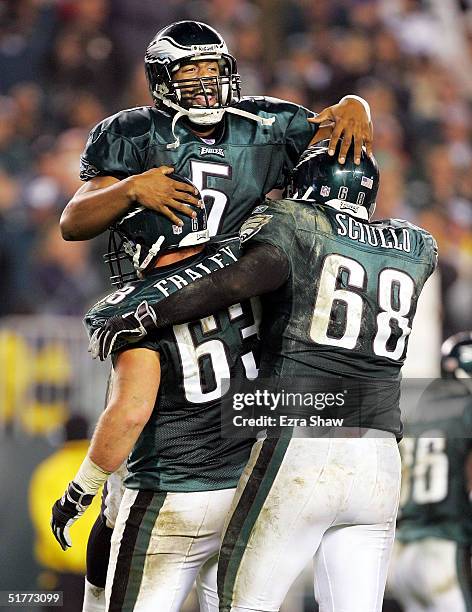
[0,0,470,610]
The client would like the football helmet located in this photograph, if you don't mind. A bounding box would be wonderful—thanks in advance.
[290,141,379,220]
[104,174,210,287]
[441,331,472,379]
[145,21,241,127]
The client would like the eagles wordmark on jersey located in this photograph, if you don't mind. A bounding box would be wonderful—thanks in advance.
[82,142,438,611]
[79,97,316,236]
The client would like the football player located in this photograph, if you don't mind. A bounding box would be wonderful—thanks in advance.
[388,332,472,612]
[60,21,372,609]
[59,20,372,242]
[90,143,438,612]
[51,189,263,611]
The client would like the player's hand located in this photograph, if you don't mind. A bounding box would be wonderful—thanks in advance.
[51,481,95,550]
[88,301,158,361]
[308,98,373,165]
[126,166,201,226]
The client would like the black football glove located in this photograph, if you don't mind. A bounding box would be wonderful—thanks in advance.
[51,481,95,550]
[88,300,158,361]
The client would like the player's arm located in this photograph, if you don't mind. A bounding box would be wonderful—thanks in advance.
[309,95,373,165]
[60,167,200,241]
[51,347,160,549]
[90,243,290,361]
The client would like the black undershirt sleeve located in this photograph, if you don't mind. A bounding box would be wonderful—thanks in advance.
[152,243,290,328]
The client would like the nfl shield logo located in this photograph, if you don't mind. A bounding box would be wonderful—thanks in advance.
[320,186,331,197]
[172,225,183,234]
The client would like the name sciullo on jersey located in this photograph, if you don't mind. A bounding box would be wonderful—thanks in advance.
[335,212,411,252]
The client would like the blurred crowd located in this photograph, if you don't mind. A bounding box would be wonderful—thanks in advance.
[0,0,471,338]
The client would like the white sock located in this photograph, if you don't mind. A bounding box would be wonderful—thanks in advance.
[82,578,106,612]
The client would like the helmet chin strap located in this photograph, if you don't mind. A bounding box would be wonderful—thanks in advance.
[136,236,166,276]
[159,95,275,149]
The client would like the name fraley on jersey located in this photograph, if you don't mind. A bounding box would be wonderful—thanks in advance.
[85,243,242,349]
[89,243,240,325]
[151,244,238,296]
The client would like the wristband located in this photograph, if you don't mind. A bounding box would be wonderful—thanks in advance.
[340,95,372,123]
[74,456,111,495]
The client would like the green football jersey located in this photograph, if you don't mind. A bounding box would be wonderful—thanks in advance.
[79,98,316,235]
[240,199,438,435]
[84,239,260,492]
[397,379,472,545]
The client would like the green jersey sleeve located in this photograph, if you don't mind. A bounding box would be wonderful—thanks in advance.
[425,230,438,275]
[388,219,438,276]
[239,97,316,189]
[79,107,153,181]
[79,130,143,180]
[283,103,317,172]
[111,333,162,367]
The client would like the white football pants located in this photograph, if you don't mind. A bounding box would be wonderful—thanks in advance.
[218,433,401,612]
[388,538,472,612]
[105,487,236,612]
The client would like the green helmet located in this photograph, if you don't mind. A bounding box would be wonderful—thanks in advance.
[291,141,379,220]
[104,174,210,287]
[441,331,472,380]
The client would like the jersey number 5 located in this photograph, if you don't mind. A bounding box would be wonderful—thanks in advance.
[190,160,231,236]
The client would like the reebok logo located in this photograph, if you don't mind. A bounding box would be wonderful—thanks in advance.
[200,146,225,157]
[339,201,359,213]
[191,43,224,53]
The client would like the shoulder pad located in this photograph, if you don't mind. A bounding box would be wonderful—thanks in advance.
[239,212,273,244]
[381,218,438,263]
[387,218,424,231]
[90,106,161,139]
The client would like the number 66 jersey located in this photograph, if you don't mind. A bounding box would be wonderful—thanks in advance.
[84,238,260,493]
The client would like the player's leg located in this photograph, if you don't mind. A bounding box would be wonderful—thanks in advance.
[314,521,396,612]
[195,489,239,612]
[456,544,472,612]
[83,465,127,612]
[387,540,429,612]
[218,437,342,612]
[388,538,470,612]
[83,514,113,612]
[83,369,119,612]
[313,435,401,612]
[195,555,219,612]
[106,488,235,612]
